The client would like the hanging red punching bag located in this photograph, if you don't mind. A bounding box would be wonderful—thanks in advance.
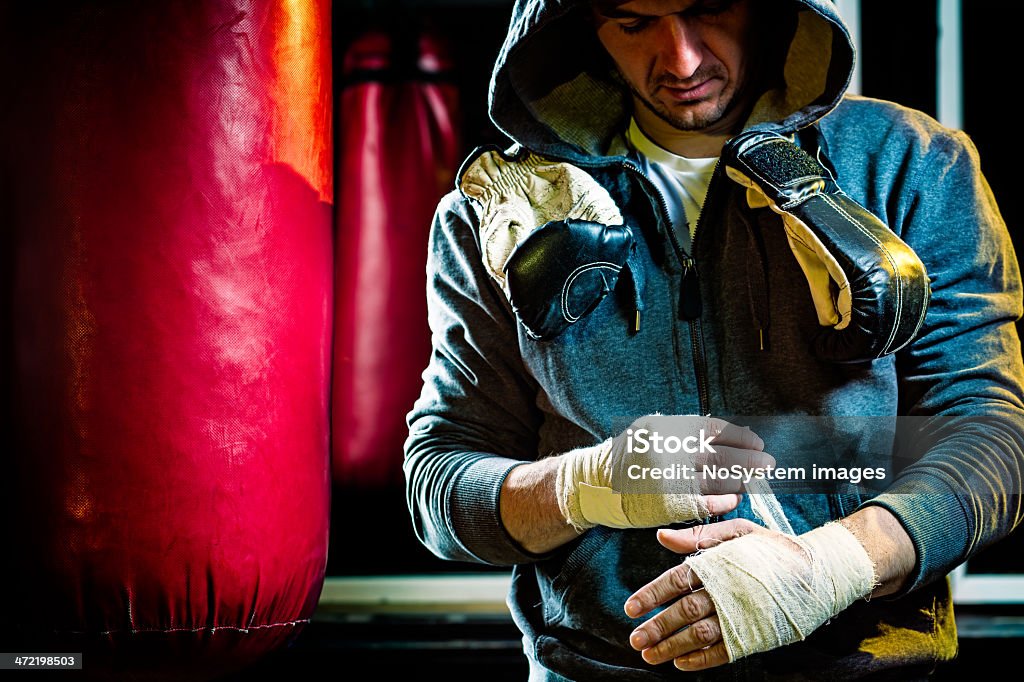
[333,30,461,487]
[3,1,332,679]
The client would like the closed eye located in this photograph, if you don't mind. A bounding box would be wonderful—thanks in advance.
[609,0,740,34]
[616,18,653,34]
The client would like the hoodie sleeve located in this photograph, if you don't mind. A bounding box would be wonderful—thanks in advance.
[859,128,1024,593]
[403,189,546,566]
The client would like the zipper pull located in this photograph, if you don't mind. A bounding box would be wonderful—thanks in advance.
[680,257,702,320]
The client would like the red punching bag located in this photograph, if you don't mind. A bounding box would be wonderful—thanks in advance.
[3,1,332,679]
[333,29,461,487]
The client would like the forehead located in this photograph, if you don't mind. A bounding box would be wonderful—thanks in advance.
[592,0,707,16]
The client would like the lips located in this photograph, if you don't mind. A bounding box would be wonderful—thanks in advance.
[661,77,720,102]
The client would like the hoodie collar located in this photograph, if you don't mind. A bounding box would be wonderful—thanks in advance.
[488,0,855,163]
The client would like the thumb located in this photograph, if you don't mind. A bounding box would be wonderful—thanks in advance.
[657,518,762,554]
[702,493,742,516]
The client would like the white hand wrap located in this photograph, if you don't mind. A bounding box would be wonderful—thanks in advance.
[554,438,708,531]
[687,522,876,661]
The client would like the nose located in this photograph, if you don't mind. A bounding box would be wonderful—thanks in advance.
[656,15,704,80]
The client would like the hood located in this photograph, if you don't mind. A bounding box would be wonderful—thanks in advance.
[488,0,855,160]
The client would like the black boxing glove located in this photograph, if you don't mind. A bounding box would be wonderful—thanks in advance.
[505,219,635,340]
[723,131,930,362]
[459,148,637,340]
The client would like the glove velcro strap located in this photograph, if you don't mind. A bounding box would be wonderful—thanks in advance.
[727,133,831,209]
[724,132,931,362]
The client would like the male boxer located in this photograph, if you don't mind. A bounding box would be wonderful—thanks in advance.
[405,0,1024,678]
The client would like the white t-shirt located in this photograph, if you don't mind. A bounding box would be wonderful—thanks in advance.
[625,118,717,252]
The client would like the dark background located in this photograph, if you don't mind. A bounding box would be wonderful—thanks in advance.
[329,0,1024,579]
[2,1,1013,679]
[303,3,1024,678]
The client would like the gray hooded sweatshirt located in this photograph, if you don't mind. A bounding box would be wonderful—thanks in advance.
[405,0,1024,678]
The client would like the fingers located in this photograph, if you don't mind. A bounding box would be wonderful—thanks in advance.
[625,520,762,617]
[695,444,776,495]
[625,562,703,618]
[701,444,776,472]
[701,493,741,516]
[628,415,764,452]
[642,616,724,666]
[629,589,716,657]
[706,418,764,451]
[656,518,761,554]
[675,641,730,671]
[627,582,729,671]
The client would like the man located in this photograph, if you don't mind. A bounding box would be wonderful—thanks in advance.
[405,0,1024,678]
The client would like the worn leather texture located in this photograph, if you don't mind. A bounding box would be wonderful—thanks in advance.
[3,2,333,678]
[332,29,461,487]
[724,132,931,362]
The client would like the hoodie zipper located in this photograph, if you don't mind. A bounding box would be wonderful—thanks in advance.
[686,159,723,417]
[622,160,713,417]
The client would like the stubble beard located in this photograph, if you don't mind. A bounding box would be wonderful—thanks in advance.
[625,65,740,133]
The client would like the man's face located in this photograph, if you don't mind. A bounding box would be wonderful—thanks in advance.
[592,0,757,134]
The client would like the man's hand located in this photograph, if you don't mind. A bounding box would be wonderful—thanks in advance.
[556,415,774,531]
[624,507,915,671]
[499,416,772,554]
[623,521,746,671]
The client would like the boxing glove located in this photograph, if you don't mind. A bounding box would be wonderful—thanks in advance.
[460,149,636,339]
[723,131,930,362]
[505,218,634,340]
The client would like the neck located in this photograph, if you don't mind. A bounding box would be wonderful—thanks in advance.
[633,106,731,158]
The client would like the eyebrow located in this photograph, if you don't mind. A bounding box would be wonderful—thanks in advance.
[597,8,654,19]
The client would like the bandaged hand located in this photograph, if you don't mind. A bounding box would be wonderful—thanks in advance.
[624,519,876,671]
[554,416,773,530]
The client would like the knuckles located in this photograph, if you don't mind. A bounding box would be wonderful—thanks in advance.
[655,562,705,600]
[668,565,696,594]
[678,594,707,623]
[728,518,759,537]
[677,646,713,670]
[690,618,719,645]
